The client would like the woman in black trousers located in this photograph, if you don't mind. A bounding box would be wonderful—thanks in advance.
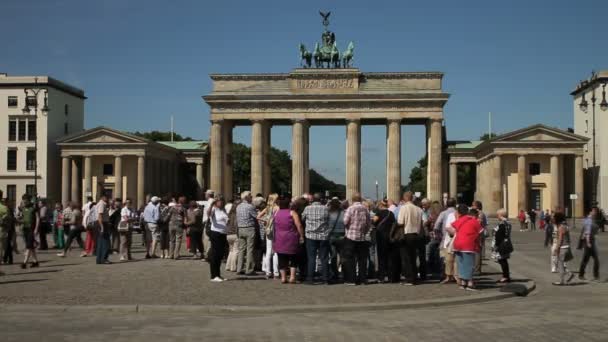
[492,208,512,283]
[207,196,228,282]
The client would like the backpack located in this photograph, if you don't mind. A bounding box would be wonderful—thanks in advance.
[22,206,36,229]
[86,204,98,229]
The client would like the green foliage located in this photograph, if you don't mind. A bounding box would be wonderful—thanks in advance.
[132,131,195,142]
[479,132,498,141]
[404,155,427,196]
[231,143,344,196]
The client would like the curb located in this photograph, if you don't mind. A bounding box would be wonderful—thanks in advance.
[0,279,535,315]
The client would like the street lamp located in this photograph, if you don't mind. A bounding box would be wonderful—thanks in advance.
[22,77,49,199]
[579,81,607,205]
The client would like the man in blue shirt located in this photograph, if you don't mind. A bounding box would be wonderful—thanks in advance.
[579,207,600,281]
[143,196,160,258]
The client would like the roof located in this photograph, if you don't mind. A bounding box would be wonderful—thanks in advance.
[571,70,608,96]
[0,73,86,99]
[447,140,483,149]
[158,141,208,151]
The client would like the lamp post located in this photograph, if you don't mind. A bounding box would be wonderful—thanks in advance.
[579,81,608,206]
[22,77,49,199]
[375,180,379,201]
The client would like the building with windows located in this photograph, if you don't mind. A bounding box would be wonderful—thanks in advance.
[571,71,608,210]
[0,73,85,206]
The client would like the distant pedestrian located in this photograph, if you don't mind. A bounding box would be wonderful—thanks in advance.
[257,193,279,279]
[57,203,83,258]
[19,194,39,268]
[273,196,305,284]
[518,210,526,231]
[225,200,239,272]
[578,207,600,281]
[51,202,64,250]
[95,195,111,265]
[143,196,160,258]
[168,196,186,260]
[492,208,513,283]
[529,209,537,231]
[208,195,229,282]
[118,198,135,261]
[372,200,395,283]
[327,198,346,281]
[186,201,204,259]
[552,212,574,286]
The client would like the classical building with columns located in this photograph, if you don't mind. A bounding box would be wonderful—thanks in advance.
[203,68,448,201]
[56,126,207,208]
[447,124,588,218]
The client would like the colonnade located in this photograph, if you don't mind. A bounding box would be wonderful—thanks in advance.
[209,118,444,201]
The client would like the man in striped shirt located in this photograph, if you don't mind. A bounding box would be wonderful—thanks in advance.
[302,193,330,284]
[342,192,371,285]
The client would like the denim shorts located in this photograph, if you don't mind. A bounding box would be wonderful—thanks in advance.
[455,251,476,280]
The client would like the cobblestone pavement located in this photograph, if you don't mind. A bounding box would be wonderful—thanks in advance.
[1,228,607,341]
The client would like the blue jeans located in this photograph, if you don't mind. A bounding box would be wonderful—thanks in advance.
[306,239,330,282]
[96,225,111,264]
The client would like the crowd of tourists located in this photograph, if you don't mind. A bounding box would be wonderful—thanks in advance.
[0,188,602,287]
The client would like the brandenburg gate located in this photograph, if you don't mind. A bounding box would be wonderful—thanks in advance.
[203,68,449,201]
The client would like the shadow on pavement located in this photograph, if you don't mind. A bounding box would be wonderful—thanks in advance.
[5,269,62,276]
[0,279,48,285]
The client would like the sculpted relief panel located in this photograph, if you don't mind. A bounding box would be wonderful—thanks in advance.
[296,78,354,89]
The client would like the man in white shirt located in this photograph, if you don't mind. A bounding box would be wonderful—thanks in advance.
[397,191,423,285]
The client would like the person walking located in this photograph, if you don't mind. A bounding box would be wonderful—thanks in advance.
[301,193,330,284]
[82,198,96,257]
[342,192,371,285]
[529,209,537,231]
[552,212,575,285]
[578,207,600,282]
[208,195,229,282]
[397,191,424,285]
[108,199,122,254]
[372,200,396,283]
[19,194,39,268]
[95,195,111,265]
[236,191,258,275]
[51,202,64,250]
[257,193,279,279]
[143,196,160,258]
[447,205,483,291]
[186,201,204,259]
[118,198,135,261]
[225,200,239,272]
[273,196,305,284]
[168,196,186,260]
[492,208,513,283]
[57,203,83,257]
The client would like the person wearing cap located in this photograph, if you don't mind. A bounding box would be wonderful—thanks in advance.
[143,196,160,258]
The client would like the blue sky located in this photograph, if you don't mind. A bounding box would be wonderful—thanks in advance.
[2,0,606,197]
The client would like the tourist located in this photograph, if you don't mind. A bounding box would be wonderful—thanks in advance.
[82,197,96,257]
[327,198,346,281]
[186,200,204,259]
[225,199,239,272]
[0,191,12,270]
[578,207,600,281]
[518,209,526,231]
[208,195,229,282]
[37,199,50,250]
[168,195,186,260]
[363,199,377,280]
[19,194,39,268]
[552,212,574,285]
[57,203,83,257]
[418,198,432,281]
[426,201,443,277]
[118,198,135,261]
[200,190,215,260]
[492,208,513,283]
[143,196,160,258]
[236,191,258,275]
[342,192,371,285]
[95,194,111,265]
[436,198,458,284]
[292,195,309,280]
[544,210,554,248]
[257,193,279,279]
[372,199,395,283]
[528,209,537,231]
[447,205,483,290]
[273,196,305,284]
[471,200,487,275]
[51,202,64,250]
[61,201,81,249]
[397,191,424,285]
[539,209,546,230]
[158,198,171,259]
[301,192,330,284]
[108,199,122,254]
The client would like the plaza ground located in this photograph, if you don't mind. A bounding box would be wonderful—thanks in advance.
[1,227,607,341]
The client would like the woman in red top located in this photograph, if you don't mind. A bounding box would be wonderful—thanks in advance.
[447,204,483,291]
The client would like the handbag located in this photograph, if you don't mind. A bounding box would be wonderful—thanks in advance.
[564,248,574,262]
[264,209,275,241]
[117,220,130,232]
[498,239,514,255]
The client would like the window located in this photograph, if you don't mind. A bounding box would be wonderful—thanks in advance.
[6,185,16,207]
[26,96,37,107]
[64,104,69,115]
[7,149,17,171]
[103,163,114,176]
[8,96,18,107]
[27,119,36,141]
[18,120,26,141]
[8,119,17,141]
[26,150,36,171]
[585,120,588,133]
[529,163,541,176]
[64,122,68,135]
[25,184,35,197]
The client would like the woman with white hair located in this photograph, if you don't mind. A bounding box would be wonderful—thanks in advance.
[492,208,513,283]
[257,193,279,279]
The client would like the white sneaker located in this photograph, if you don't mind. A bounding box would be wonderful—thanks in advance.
[210,277,224,283]
[119,257,126,261]
[57,252,65,257]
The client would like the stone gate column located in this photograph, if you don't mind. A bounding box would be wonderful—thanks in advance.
[303,121,310,194]
[222,122,233,199]
[550,154,561,212]
[114,155,123,200]
[71,158,80,203]
[427,119,443,201]
[574,154,584,217]
[291,120,305,196]
[386,119,401,202]
[251,120,264,196]
[263,122,272,196]
[517,154,528,212]
[449,162,457,198]
[346,119,361,201]
[83,155,92,203]
[61,156,70,206]
[209,120,223,194]
[137,155,145,209]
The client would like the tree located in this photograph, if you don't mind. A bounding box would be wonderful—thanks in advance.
[404,155,427,196]
[479,132,498,141]
[132,130,195,142]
